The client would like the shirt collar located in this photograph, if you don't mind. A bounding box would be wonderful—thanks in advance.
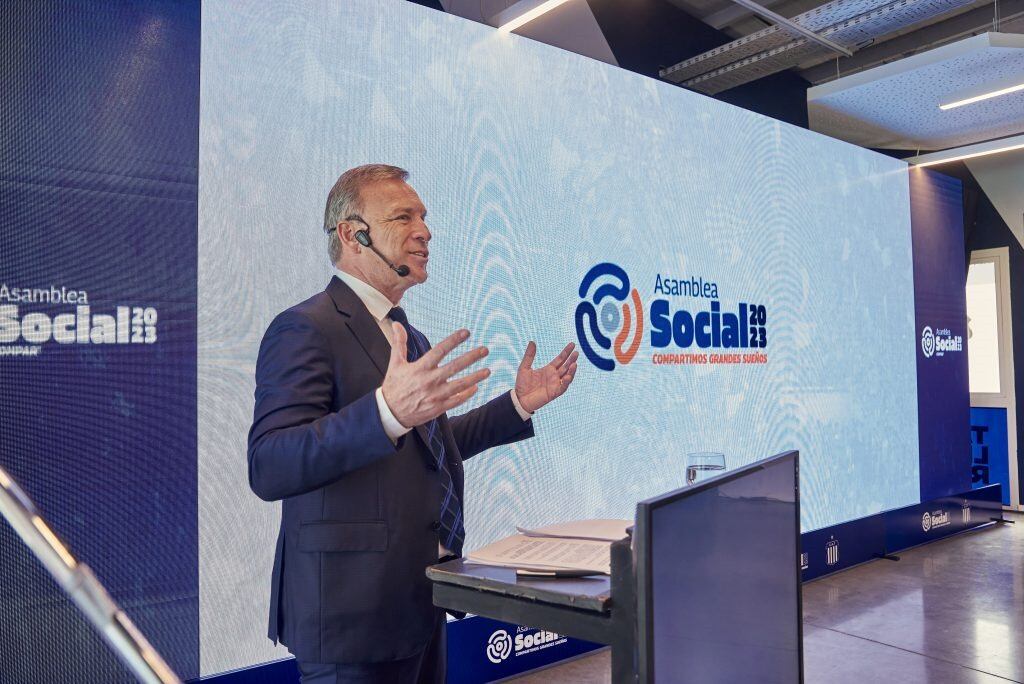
[335,269,394,323]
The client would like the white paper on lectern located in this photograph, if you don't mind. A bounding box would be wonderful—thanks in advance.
[466,534,611,574]
[515,519,631,542]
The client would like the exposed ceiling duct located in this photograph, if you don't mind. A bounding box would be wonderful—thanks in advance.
[661,0,992,93]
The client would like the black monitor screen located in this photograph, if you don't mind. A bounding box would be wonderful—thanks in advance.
[637,451,802,683]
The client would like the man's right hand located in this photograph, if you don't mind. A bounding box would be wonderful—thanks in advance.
[381,324,490,428]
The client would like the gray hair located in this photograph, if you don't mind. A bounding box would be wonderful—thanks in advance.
[323,164,409,264]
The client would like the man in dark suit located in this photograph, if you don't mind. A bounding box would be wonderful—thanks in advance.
[248,164,578,683]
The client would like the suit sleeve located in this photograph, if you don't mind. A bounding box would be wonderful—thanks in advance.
[448,391,535,461]
[247,310,399,501]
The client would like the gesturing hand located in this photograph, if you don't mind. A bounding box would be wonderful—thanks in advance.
[381,324,491,428]
[515,341,579,414]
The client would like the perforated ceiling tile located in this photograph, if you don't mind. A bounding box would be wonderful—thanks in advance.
[808,32,1024,149]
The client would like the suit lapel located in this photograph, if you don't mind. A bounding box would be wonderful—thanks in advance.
[327,276,390,377]
[326,276,435,453]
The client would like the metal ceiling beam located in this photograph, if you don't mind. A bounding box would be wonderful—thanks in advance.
[800,0,1024,82]
[725,0,854,56]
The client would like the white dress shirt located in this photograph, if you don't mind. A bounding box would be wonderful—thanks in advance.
[335,268,533,441]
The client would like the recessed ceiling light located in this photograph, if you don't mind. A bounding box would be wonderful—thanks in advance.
[939,82,1024,110]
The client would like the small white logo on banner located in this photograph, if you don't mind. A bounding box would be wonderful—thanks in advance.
[486,630,513,664]
[921,325,961,359]
[922,510,950,532]
[800,552,809,570]
[962,503,971,525]
[921,327,935,358]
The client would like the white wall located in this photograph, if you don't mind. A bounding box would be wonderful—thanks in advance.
[442,0,618,65]
[967,148,1024,249]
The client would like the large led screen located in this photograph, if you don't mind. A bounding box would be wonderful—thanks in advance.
[198,0,919,674]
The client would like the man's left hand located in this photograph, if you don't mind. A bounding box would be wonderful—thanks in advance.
[515,341,579,414]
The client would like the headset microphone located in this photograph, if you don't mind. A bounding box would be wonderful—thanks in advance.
[354,229,410,277]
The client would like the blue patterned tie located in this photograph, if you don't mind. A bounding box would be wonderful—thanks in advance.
[387,307,465,555]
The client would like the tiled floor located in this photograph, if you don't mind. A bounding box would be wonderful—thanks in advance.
[507,511,1024,683]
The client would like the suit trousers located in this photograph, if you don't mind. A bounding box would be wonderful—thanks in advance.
[298,612,446,684]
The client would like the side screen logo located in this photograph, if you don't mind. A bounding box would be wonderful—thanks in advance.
[486,630,513,664]
[921,512,933,532]
[575,263,643,372]
[921,327,937,358]
[0,284,158,359]
[921,325,962,358]
[921,327,935,358]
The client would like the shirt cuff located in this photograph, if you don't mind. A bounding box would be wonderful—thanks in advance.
[376,387,412,443]
[509,388,533,421]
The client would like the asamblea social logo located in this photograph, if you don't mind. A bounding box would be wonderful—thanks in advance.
[921,510,950,532]
[0,284,158,358]
[575,262,768,371]
[486,626,567,664]
[486,630,513,664]
[574,263,643,371]
[920,325,962,359]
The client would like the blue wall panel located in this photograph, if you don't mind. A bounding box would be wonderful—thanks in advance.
[0,1,200,681]
[909,169,971,501]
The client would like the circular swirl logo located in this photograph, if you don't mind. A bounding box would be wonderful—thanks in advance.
[486,629,513,664]
[921,326,935,358]
[575,263,644,371]
[921,512,932,532]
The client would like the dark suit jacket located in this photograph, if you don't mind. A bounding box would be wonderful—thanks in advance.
[247,276,534,664]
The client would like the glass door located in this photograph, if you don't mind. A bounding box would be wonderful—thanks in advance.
[967,248,1019,510]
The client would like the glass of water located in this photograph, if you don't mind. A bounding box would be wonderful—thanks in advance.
[685,452,726,486]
